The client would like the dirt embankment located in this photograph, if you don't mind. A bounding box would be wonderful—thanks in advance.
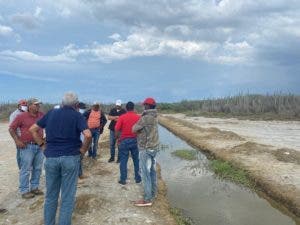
[0,123,176,225]
[159,115,300,218]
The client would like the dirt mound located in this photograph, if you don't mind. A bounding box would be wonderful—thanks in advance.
[75,194,109,215]
[273,149,300,165]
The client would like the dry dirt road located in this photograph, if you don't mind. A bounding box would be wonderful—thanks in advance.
[159,114,300,218]
[0,122,175,225]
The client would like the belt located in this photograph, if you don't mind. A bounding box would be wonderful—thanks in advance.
[27,141,38,145]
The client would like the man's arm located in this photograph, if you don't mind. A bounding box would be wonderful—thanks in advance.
[29,124,45,148]
[132,117,145,133]
[9,115,25,148]
[9,127,25,148]
[80,129,92,155]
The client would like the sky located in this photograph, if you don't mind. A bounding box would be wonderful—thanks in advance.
[0,0,300,103]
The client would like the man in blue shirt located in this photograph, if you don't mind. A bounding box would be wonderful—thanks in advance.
[30,92,92,225]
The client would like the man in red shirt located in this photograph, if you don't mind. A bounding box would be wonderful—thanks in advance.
[115,101,141,185]
[9,98,44,199]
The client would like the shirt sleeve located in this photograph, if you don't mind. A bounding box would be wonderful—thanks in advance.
[132,116,145,133]
[9,114,21,130]
[108,108,114,116]
[114,116,122,132]
[77,114,88,132]
[37,112,48,128]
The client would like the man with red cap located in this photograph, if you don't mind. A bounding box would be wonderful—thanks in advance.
[132,97,159,207]
[9,99,28,169]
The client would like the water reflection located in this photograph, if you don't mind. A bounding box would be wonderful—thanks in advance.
[157,125,299,225]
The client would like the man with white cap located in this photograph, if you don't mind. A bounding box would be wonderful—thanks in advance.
[107,99,126,163]
[9,99,28,169]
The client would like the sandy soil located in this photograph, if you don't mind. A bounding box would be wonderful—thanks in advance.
[0,122,176,225]
[171,114,300,151]
[159,114,300,218]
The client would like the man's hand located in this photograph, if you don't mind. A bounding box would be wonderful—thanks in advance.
[16,140,26,149]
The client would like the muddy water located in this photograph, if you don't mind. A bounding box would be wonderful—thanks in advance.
[157,126,300,225]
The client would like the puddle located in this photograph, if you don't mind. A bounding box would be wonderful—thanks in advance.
[157,126,300,225]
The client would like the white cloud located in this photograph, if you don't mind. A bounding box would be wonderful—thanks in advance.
[0,24,13,36]
[0,50,74,63]
[0,28,253,64]
[0,70,59,82]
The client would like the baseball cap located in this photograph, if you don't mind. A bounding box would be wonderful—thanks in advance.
[18,99,27,106]
[143,97,156,106]
[116,99,122,106]
[27,98,42,105]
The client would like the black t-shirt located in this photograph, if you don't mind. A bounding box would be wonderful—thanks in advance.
[108,107,126,130]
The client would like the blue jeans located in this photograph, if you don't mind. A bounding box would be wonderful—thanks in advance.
[119,138,141,183]
[139,150,157,201]
[88,128,100,158]
[16,147,21,169]
[109,130,119,160]
[44,155,80,225]
[78,154,83,177]
[19,144,44,194]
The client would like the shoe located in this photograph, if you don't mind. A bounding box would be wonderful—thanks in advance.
[22,192,35,199]
[135,179,142,184]
[108,158,114,163]
[0,208,7,214]
[134,199,152,207]
[116,159,120,163]
[31,189,44,195]
[79,174,88,179]
[118,180,126,185]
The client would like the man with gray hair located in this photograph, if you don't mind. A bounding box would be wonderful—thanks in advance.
[30,92,92,225]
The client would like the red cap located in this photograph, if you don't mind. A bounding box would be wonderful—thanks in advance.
[18,99,27,106]
[143,97,156,105]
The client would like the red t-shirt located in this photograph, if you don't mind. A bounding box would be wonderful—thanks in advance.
[10,112,44,143]
[115,111,140,140]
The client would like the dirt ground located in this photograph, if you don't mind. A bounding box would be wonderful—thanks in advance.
[159,114,300,218]
[0,122,176,225]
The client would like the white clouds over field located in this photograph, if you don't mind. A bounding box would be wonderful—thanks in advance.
[0,0,299,101]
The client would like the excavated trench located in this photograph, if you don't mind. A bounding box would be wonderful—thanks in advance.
[157,125,300,225]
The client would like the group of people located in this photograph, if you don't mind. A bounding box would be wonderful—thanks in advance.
[7,92,159,225]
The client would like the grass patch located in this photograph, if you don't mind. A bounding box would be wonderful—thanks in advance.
[210,159,254,188]
[172,149,197,161]
[169,207,193,225]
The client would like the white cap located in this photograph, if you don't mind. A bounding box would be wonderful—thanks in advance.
[116,99,122,106]
[93,101,100,106]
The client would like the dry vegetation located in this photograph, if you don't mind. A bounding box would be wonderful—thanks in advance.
[159,94,300,120]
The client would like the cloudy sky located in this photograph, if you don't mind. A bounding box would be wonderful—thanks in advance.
[0,0,299,103]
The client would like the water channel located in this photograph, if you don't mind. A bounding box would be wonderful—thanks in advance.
[157,125,300,225]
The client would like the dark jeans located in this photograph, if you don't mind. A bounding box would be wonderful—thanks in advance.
[119,138,141,183]
[88,128,100,158]
[109,130,120,160]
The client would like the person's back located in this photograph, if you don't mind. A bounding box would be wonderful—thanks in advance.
[41,106,85,157]
[116,111,140,140]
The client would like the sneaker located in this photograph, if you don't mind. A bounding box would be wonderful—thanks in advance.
[31,189,44,195]
[134,199,152,207]
[116,159,120,163]
[118,180,126,185]
[22,192,35,199]
[108,158,114,163]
